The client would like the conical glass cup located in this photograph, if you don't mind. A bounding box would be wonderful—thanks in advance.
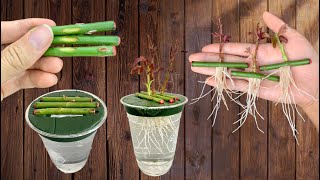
[25,90,107,174]
[121,94,188,176]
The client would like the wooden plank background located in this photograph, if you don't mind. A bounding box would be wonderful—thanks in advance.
[1,0,319,179]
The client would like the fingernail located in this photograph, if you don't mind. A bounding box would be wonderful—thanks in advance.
[28,24,53,51]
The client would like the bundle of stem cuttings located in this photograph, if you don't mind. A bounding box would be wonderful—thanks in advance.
[130,36,180,104]
[190,18,249,126]
[44,21,120,57]
[33,96,99,115]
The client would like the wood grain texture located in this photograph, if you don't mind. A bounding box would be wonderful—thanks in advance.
[0,0,319,180]
[106,0,140,179]
[158,0,185,179]
[1,1,24,180]
[139,1,161,179]
[239,1,268,180]
[48,1,72,179]
[0,0,6,21]
[185,0,212,179]
[49,0,73,92]
[72,0,107,179]
[268,1,296,179]
[24,0,51,179]
[296,0,319,180]
[138,1,185,180]
[211,1,240,179]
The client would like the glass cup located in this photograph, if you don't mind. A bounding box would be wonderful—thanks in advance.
[121,94,188,176]
[25,90,107,174]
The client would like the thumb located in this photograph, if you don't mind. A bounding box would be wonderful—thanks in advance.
[262,11,286,33]
[1,24,53,84]
[262,11,297,35]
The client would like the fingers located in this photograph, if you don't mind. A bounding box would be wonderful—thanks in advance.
[1,18,55,44]
[1,70,58,101]
[1,24,53,84]
[262,11,297,36]
[201,43,285,65]
[262,11,286,34]
[29,57,63,73]
[202,43,254,57]
[189,52,248,63]
[206,77,248,92]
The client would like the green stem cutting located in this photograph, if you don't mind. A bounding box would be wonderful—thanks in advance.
[41,96,93,102]
[135,93,164,104]
[275,33,288,62]
[44,46,116,57]
[52,35,120,46]
[34,102,99,108]
[51,21,116,35]
[141,91,174,103]
[259,59,311,71]
[156,93,179,101]
[231,71,280,82]
[192,61,248,68]
[33,108,96,115]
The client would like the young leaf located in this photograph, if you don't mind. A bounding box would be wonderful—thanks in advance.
[130,66,143,75]
[261,32,270,39]
[245,47,251,55]
[132,56,146,67]
[223,35,231,43]
[279,35,288,43]
[278,24,287,35]
[154,67,164,73]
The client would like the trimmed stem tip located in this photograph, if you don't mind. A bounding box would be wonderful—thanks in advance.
[157,93,179,101]
[231,71,280,82]
[259,59,311,71]
[192,61,249,68]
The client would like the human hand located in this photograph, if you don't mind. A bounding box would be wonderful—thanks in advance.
[189,12,319,129]
[1,18,63,101]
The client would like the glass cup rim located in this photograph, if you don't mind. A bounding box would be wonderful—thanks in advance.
[25,89,107,139]
[120,93,188,110]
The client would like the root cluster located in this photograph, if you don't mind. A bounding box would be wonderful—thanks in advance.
[190,67,237,126]
[233,78,263,133]
[129,115,179,155]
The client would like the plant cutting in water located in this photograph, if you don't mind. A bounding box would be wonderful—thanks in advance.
[258,24,315,142]
[123,36,187,176]
[231,23,280,133]
[190,18,249,126]
[130,35,180,103]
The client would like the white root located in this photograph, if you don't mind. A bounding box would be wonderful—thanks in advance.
[130,115,178,155]
[232,78,264,133]
[274,66,318,144]
[277,66,302,143]
[190,67,238,126]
